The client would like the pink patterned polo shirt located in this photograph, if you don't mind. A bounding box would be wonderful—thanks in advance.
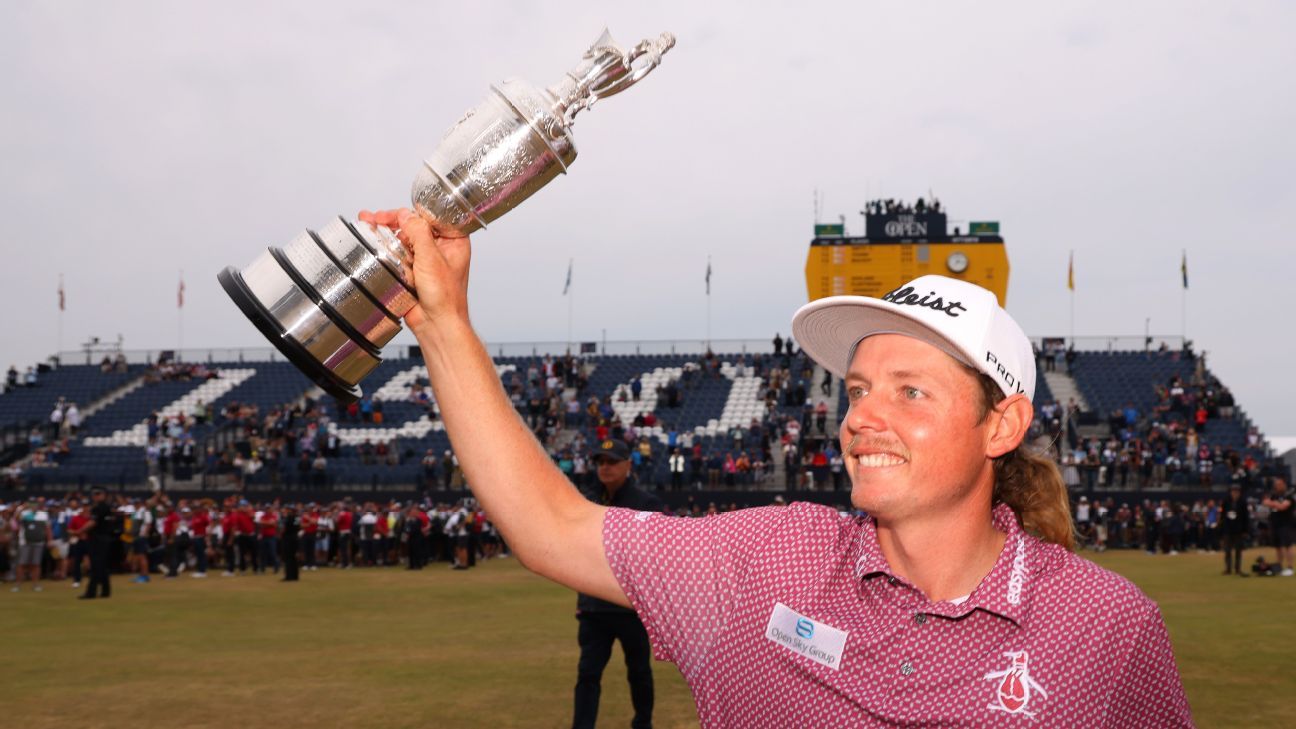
[603,502,1193,727]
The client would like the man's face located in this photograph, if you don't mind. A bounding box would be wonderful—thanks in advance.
[595,457,631,487]
[1276,479,1288,494]
[840,334,998,521]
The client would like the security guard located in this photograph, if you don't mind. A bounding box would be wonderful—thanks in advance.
[79,487,117,600]
[280,504,300,582]
[573,439,663,729]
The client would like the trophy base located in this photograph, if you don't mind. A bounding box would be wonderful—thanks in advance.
[218,266,363,404]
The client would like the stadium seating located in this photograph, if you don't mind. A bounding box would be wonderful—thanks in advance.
[1068,351,1196,421]
[5,345,1284,492]
[0,364,143,428]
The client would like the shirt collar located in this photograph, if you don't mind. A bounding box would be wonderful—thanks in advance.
[853,503,1040,627]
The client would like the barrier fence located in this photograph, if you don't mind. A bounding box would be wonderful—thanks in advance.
[51,334,1191,367]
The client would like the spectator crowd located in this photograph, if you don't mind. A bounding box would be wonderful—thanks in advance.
[0,491,508,592]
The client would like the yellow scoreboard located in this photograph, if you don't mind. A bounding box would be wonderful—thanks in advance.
[804,212,1010,305]
[805,241,1009,305]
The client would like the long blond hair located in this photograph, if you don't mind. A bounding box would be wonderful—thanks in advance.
[976,375,1077,551]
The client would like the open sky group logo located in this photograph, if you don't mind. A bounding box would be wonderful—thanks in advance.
[795,617,815,639]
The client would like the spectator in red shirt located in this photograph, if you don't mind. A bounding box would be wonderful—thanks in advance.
[810,448,829,490]
[233,501,257,573]
[301,506,319,571]
[160,504,184,578]
[374,506,391,566]
[257,506,281,574]
[220,507,237,577]
[336,503,355,568]
[67,498,90,588]
[189,505,210,577]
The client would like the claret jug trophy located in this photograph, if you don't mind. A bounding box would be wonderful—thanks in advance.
[219,29,675,402]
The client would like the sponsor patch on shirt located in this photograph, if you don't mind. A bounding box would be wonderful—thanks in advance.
[765,603,849,671]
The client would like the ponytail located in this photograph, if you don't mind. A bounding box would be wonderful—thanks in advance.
[976,374,1077,551]
[992,445,1076,550]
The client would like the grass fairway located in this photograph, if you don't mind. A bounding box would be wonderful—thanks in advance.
[2,547,1292,728]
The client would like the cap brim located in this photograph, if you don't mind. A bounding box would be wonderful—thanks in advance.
[792,296,979,380]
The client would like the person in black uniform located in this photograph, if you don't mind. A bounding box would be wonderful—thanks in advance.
[80,487,117,600]
[280,505,300,582]
[573,439,663,729]
[1261,477,1294,576]
[405,503,427,570]
[1220,484,1250,577]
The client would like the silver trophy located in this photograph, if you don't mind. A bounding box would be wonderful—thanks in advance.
[219,29,675,402]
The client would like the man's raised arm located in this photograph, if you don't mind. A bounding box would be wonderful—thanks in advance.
[361,208,628,607]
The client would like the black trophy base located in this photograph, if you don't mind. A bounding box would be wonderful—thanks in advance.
[218,266,363,404]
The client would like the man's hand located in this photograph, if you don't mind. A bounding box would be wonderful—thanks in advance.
[357,208,472,337]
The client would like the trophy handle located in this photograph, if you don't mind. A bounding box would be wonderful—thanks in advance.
[559,31,675,125]
[590,32,676,100]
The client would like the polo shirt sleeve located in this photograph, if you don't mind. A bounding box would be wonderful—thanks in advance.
[1106,604,1194,726]
[602,505,791,676]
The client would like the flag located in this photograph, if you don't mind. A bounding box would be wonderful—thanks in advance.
[562,259,572,296]
[1067,251,1074,292]
[1180,251,1188,289]
[178,272,185,309]
[58,275,65,312]
[705,258,712,295]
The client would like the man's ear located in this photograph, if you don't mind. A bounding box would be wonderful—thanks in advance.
[986,393,1034,459]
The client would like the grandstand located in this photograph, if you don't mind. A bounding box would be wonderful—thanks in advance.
[1,198,1269,504]
[1,336,1287,505]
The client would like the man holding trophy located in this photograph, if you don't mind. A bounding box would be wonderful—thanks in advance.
[222,29,1191,728]
[362,205,1193,725]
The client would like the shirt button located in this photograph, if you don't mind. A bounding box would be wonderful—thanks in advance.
[913,613,927,625]
[887,576,899,586]
[900,661,915,676]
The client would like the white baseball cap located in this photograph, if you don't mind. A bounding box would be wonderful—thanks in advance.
[791,275,1035,400]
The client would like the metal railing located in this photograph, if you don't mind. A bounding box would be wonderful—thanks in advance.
[46,334,1197,367]
[53,338,787,366]
[1031,335,1188,353]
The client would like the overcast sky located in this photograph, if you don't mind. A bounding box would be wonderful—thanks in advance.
[2,1,1293,436]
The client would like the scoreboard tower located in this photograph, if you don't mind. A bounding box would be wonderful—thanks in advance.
[804,208,1010,306]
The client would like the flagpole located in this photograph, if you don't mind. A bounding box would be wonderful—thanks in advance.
[57,273,64,362]
[567,259,574,353]
[706,255,712,350]
[1068,251,1075,347]
[562,258,573,353]
[1181,250,1187,345]
[178,269,184,359]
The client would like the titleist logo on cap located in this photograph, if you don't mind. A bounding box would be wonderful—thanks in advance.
[880,286,967,318]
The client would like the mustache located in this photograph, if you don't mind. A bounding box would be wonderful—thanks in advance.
[846,434,910,460]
